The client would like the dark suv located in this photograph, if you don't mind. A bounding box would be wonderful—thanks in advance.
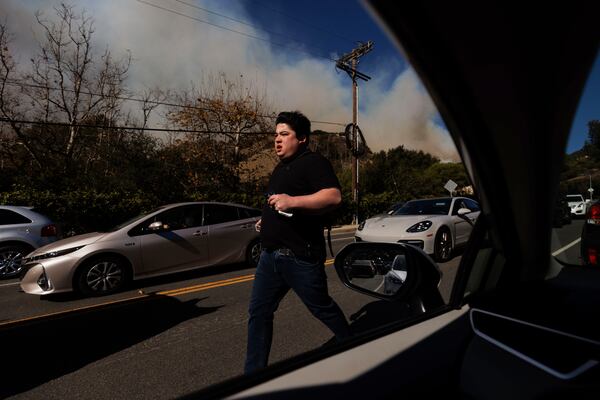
[581,201,600,266]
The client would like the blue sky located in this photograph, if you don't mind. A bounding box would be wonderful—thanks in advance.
[1,0,597,156]
[569,55,600,154]
[228,0,599,154]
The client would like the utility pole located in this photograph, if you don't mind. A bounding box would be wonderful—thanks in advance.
[336,41,373,224]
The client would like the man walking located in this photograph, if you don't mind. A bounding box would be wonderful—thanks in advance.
[245,111,351,374]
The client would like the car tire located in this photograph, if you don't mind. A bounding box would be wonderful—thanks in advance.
[0,244,33,279]
[76,256,130,296]
[433,227,453,263]
[246,239,262,268]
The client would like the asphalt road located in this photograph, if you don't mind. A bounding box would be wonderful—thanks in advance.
[0,221,583,399]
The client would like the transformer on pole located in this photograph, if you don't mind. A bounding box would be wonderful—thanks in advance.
[336,41,373,225]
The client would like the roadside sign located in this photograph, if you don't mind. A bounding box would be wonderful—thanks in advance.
[444,179,458,196]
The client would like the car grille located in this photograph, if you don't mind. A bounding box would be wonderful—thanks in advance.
[398,240,424,249]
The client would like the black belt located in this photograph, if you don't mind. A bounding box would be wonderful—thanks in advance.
[266,247,320,263]
[265,247,295,257]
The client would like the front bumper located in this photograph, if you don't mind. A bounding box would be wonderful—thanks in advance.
[571,206,586,215]
[20,255,79,295]
[20,264,52,294]
[355,232,434,254]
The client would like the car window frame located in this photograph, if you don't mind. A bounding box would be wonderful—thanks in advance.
[128,205,192,236]
[0,209,33,225]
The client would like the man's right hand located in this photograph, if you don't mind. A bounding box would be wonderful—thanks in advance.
[255,218,262,232]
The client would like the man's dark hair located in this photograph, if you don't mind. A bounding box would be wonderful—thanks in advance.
[275,111,311,141]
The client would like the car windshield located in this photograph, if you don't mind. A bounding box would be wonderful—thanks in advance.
[7,1,597,399]
[392,199,452,215]
[566,195,582,201]
[103,207,166,232]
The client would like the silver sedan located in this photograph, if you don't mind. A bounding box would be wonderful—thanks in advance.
[20,202,261,296]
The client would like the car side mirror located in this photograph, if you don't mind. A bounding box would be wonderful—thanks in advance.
[148,221,164,231]
[457,208,475,226]
[334,242,444,311]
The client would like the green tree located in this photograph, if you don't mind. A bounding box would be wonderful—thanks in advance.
[583,120,600,161]
[166,72,273,182]
[360,146,439,195]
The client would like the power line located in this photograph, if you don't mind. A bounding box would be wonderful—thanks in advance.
[4,79,346,127]
[0,117,266,134]
[172,0,334,56]
[135,0,336,62]
[0,117,343,135]
[240,0,357,45]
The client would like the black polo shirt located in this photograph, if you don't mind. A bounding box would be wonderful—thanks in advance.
[261,148,340,262]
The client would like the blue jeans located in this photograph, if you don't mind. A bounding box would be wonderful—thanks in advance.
[244,249,351,374]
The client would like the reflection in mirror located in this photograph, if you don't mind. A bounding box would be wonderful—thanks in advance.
[340,246,408,297]
[148,221,163,231]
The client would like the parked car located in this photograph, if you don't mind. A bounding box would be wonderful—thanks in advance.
[580,201,600,266]
[194,3,600,399]
[0,206,59,279]
[566,194,587,217]
[19,202,261,296]
[553,196,572,228]
[355,197,480,262]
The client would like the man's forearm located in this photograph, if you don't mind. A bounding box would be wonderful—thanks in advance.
[290,188,341,213]
[268,188,341,215]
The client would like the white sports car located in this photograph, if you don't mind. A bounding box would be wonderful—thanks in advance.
[566,194,587,216]
[355,197,480,262]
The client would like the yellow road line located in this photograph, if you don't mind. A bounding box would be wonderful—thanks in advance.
[157,274,255,296]
[164,276,255,297]
[0,294,149,327]
[1,259,337,328]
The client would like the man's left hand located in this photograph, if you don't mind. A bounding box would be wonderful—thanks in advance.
[268,193,294,212]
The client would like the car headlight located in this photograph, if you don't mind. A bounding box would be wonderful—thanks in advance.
[25,246,85,262]
[406,220,432,232]
[357,221,366,231]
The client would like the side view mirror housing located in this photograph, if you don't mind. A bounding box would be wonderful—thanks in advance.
[457,207,471,216]
[457,208,475,226]
[334,242,444,311]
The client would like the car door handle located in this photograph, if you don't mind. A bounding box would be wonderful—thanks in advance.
[193,231,208,236]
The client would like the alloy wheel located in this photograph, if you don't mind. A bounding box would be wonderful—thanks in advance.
[0,249,25,278]
[249,241,262,267]
[436,230,452,262]
[85,261,124,293]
